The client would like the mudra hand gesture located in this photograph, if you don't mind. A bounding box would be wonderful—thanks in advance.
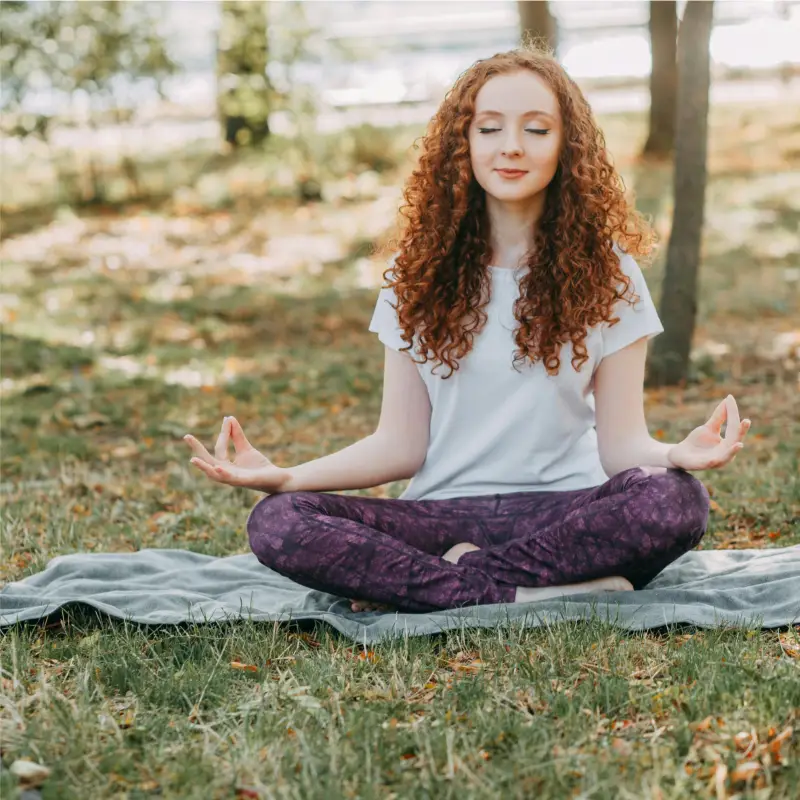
[667,395,752,471]
[183,417,290,493]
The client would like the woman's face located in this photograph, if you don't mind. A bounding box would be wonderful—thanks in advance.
[468,70,563,204]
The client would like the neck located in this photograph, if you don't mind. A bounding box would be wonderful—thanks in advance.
[486,191,546,268]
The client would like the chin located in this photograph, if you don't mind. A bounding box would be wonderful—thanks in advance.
[489,186,539,202]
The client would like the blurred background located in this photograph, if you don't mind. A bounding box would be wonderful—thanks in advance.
[1,1,798,571]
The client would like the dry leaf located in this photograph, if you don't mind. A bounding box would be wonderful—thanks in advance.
[71,412,111,430]
[230,661,258,672]
[730,761,762,783]
[343,648,379,663]
[611,737,634,756]
[778,634,800,658]
[448,658,482,673]
[9,760,51,786]
[690,715,715,732]
[767,725,793,761]
[119,708,136,728]
[712,761,728,800]
[289,632,321,648]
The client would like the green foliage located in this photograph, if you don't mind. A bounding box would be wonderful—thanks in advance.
[217,0,272,147]
[0,0,177,138]
[345,124,407,173]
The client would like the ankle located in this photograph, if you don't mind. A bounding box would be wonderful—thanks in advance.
[442,542,481,565]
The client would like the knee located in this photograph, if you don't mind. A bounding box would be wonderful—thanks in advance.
[246,492,304,567]
[647,469,710,548]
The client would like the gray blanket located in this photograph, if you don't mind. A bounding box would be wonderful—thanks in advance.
[1,546,798,643]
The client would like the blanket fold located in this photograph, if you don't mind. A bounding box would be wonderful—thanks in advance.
[1,546,798,643]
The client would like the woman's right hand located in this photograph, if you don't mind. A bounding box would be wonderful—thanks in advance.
[183,416,292,493]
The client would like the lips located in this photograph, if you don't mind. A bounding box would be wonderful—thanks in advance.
[496,169,528,177]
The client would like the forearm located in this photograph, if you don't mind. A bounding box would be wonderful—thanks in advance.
[600,435,675,477]
[276,432,422,494]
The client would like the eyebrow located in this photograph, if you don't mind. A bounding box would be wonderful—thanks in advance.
[475,109,556,121]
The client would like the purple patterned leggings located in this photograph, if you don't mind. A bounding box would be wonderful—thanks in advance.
[246,466,710,612]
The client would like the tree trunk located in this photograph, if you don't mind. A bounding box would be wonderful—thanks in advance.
[646,0,715,387]
[643,0,678,158]
[216,0,271,148]
[517,1,557,54]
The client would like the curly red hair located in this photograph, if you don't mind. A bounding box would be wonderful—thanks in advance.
[378,48,656,378]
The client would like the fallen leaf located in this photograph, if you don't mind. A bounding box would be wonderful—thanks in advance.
[119,708,136,728]
[71,412,111,430]
[9,760,51,787]
[690,715,715,732]
[289,632,321,648]
[733,731,754,752]
[230,661,259,672]
[767,725,793,761]
[730,761,762,783]
[343,648,379,663]
[611,737,633,756]
[713,762,728,799]
[778,634,800,658]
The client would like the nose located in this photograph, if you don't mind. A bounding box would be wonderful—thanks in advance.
[501,129,524,157]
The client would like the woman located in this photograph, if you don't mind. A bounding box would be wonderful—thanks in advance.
[183,49,751,614]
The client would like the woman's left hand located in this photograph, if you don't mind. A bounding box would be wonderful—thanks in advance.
[667,395,751,471]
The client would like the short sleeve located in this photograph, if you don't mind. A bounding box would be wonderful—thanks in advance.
[368,282,409,352]
[600,251,664,358]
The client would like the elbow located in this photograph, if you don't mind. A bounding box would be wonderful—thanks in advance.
[402,452,426,479]
[599,454,614,478]
[395,446,427,479]
[597,444,627,479]
[373,430,427,480]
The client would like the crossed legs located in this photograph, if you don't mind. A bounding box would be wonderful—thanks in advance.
[246,466,710,613]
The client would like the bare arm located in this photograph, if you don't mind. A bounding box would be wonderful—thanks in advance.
[594,337,674,477]
[279,346,431,493]
[594,337,751,476]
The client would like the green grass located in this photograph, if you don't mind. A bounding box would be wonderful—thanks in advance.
[1,99,799,798]
[1,614,798,798]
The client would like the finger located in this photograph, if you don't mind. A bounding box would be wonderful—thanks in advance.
[740,419,752,440]
[706,398,727,434]
[191,457,249,487]
[215,417,232,461]
[727,419,751,446]
[198,458,267,489]
[190,457,226,483]
[229,417,254,450]
[724,395,741,442]
[714,440,745,468]
[183,434,219,465]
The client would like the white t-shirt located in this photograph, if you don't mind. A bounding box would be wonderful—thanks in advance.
[368,251,664,501]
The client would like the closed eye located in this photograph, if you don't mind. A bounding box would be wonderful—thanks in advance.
[477,128,550,135]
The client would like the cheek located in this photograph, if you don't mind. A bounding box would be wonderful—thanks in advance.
[541,140,562,172]
[469,145,495,178]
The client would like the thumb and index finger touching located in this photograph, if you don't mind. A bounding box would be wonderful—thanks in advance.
[214,416,253,460]
[707,395,751,445]
[186,416,253,464]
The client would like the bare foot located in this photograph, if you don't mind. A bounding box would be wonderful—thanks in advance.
[349,599,395,613]
[514,575,634,604]
[442,542,481,564]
